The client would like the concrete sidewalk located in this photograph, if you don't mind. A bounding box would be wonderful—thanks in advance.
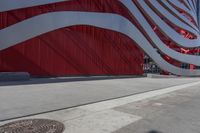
[114,82,200,133]
[0,78,200,133]
[0,77,200,121]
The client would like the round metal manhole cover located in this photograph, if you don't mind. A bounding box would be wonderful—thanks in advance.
[0,119,65,133]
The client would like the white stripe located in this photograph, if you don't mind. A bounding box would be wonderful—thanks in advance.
[0,0,67,12]
[80,81,200,111]
[0,11,200,76]
[160,0,198,30]
[119,0,200,65]
[137,0,200,48]
[168,0,198,24]
[148,0,199,34]
[184,0,196,13]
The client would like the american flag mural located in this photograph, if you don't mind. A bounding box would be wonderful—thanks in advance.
[0,0,200,76]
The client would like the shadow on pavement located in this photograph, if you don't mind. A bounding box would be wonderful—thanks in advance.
[148,130,163,133]
[0,75,144,87]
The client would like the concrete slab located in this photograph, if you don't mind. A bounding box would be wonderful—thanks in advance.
[1,78,200,133]
[62,110,141,133]
[147,74,177,78]
[114,85,200,133]
[0,77,200,121]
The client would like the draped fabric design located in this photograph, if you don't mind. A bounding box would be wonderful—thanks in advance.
[0,0,200,76]
[0,1,143,76]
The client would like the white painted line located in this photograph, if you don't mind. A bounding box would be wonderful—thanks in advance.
[80,81,200,112]
[1,80,199,133]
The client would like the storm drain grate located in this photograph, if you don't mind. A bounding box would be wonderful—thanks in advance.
[0,119,65,133]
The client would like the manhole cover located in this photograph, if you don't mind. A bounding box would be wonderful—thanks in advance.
[0,119,64,133]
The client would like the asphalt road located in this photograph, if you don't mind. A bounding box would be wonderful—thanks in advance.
[0,77,200,121]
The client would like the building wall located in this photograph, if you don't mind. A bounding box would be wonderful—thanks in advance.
[0,1,144,76]
[0,0,200,76]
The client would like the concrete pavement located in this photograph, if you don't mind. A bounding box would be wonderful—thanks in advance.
[114,82,200,133]
[0,77,200,121]
[0,77,200,133]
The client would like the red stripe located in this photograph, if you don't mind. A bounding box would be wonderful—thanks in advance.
[0,25,143,76]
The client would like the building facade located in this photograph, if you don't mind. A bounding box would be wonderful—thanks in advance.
[0,0,200,76]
